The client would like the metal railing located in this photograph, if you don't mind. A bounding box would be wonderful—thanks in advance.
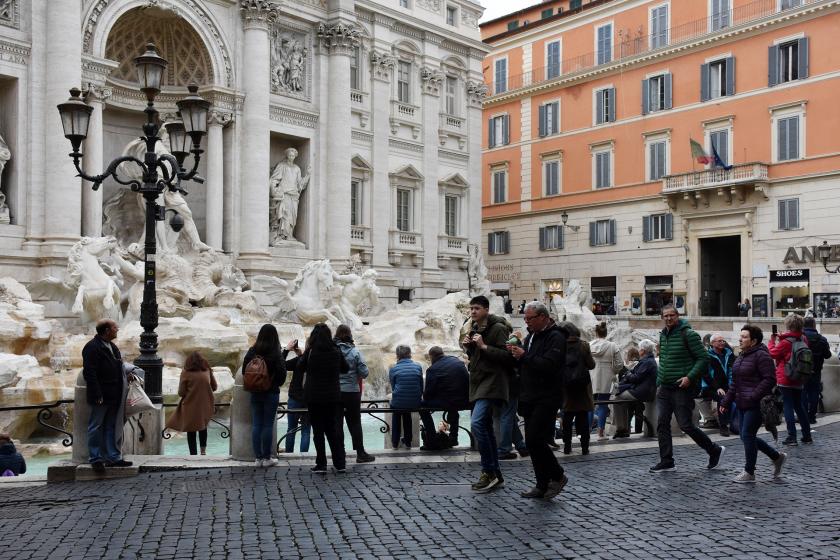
[488,0,821,97]
[0,400,74,446]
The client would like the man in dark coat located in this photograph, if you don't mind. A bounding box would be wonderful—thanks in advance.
[510,302,568,499]
[82,319,132,472]
[420,346,469,450]
[802,317,832,424]
[0,433,26,476]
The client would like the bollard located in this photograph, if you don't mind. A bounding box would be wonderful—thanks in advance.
[72,371,90,463]
[230,370,277,461]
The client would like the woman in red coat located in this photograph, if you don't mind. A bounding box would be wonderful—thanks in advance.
[767,313,812,446]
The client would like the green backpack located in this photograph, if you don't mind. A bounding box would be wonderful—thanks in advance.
[784,336,813,382]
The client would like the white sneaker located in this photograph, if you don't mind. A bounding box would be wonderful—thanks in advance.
[733,471,756,483]
[254,459,264,467]
[772,452,787,478]
[264,458,278,467]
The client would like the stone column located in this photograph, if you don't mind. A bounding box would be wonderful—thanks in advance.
[421,67,443,273]
[44,0,82,247]
[222,118,238,254]
[318,22,359,262]
[369,50,396,269]
[238,1,277,259]
[466,80,487,245]
[81,86,111,238]
[205,110,231,250]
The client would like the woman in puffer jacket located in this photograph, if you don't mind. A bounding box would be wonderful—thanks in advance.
[588,322,624,439]
[720,324,785,483]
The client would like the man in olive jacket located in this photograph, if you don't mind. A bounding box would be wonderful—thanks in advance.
[651,305,725,473]
[461,295,513,493]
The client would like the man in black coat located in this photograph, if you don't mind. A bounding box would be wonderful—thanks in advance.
[509,302,568,499]
[803,317,832,424]
[0,433,26,475]
[82,319,132,472]
[419,346,469,450]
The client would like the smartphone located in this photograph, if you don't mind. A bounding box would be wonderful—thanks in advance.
[772,324,778,335]
[293,339,299,349]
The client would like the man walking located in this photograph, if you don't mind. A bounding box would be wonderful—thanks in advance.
[509,302,568,499]
[650,305,725,473]
[419,346,469,450]
[462,295,513,493]
[82,319,132,472]
[802,317,832,424]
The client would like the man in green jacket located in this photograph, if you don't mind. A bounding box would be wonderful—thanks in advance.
[650,304,726,473]
[461,295,513,493]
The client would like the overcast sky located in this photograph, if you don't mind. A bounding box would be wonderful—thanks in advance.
[479,0,544,23]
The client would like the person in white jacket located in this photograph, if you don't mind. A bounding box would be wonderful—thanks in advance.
[588,322,624,439]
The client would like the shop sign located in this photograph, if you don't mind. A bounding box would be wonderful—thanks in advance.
[488,264,519,283]
[769,269,809,282]
[783,245,840,264]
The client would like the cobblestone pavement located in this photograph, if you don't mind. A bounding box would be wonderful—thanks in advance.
[2,423,839,560]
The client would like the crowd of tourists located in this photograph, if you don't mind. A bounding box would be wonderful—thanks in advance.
[70,296,830,497]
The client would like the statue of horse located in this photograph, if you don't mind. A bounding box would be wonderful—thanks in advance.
[30,236,121,324]
[252,259,347,326]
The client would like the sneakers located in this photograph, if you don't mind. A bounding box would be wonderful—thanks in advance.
[263,458,278,467]
[470,471,502,493]
[91,461,106,473]
[542,475,568,499]
[254,459,264,467]
[356,452,376,463]
[772,452,787,478]
[520,487,546,499]
[498,451,518,460]
[334,467,347,474]
[733,471,756,483]
[310,465,327,474]
[801,435,813,444]
[707,445,726,470]
[649,461,676,473]
[782,436,798,446]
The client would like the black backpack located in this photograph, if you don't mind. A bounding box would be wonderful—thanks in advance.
[564,340,591,387]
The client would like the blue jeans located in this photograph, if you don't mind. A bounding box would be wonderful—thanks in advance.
[780,386,810,440]
[740,407,780,475]
[88,403,121,464]
[250,391,279,460]
[284,396,310,453]
[802,376,822,422]
[471,399,502,474]
[496,397,525,454]
[590,393,611,431]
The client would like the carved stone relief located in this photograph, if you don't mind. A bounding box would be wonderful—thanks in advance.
[271,26,311,100]
[370,50,396,81]
[317,22,361,55]
[466,80,488,107]
[461,8,480,28]
[417,0,441,14]
[420,67,444,96]
[0,0,18,28]
[0,131,10,224]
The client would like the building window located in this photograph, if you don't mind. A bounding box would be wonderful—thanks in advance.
[446,5,457,26]
[589,219,617,246]
[445,76,457,116]
[778,198,800,230]
[711,0,730,32]
[770,38,809,86]
[596,23,612,65]
[541,8,554,19]
[546,41,561,79]
[444,195,459,236]
[396,188,412,231]
[399,0,409,7]
[488,231,510,255]
[595,87,615,124]
[539,101,559,137]
[398,288,413,303]
[397,61,411,103]
[539,225,564,251]
[488,114,509,148]
[350,46,361,91]
[492,169,507,203]
[650,5,668,49]
[544,159,560,196]
[701,57,735,101]
[593,149,612,189]
[781,0,803,9]
[494,58,507,94]
[643,213,673,241]
[776,114,801,162]
[570,0,582,8]
[709,129,729,167]
[648,140,667,181]
[507,20,520,31]
[351,179,362,226]
[643,73,671,114]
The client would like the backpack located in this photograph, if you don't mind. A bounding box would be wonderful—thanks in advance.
[243,355,272,393]
[784,336,813,382]
[564,341,590,387]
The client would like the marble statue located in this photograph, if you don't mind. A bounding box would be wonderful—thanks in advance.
[333,268,381,329]
[551,280,598,335]
[104,135,210,255]
[29,236,122,324]
[271,33,307,94]
[0,133,10,224]
[253,260,346,326]
[467,243,491,296]
[269,147,311,245]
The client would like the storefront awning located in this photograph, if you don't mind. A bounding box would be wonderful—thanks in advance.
[645,284,672,291]
[771,281,810,288]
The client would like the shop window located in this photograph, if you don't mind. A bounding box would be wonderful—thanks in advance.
[645,275,673,315]
[591,276,616,315]
[814,293,840,318]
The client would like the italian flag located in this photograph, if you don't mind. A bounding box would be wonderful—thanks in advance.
[691,138,712,164]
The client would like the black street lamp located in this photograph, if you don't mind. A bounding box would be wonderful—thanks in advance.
[57,43,208,403]
[818,241,840,274]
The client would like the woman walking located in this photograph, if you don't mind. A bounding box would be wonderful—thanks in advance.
[243,324,287,467]
[768,313,812,445]
[559,323,595,455]
[589,322,623,439]
[720,325,786,482]
[291,323,348,473]
[335,325,375,463]
[166,351,218,456]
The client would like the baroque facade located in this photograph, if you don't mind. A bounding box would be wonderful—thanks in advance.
[0,0,487,311]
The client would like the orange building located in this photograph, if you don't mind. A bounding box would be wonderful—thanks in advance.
[480,0,840,318]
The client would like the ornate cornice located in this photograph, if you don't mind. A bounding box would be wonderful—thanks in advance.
[352,130,373,144]
[389,138,424,154]
[466,80,488,107]
[83,84,113,104]
[82,55,119,87]
[317,22,362,56]
[0,38,28,66]
[370,50,396,82]
[240,0,281,29]
[208,110,234,127]
[269,105,319,128]
[420,67,444,97]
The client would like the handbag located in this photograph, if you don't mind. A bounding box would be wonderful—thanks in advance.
[125,375,156,416]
